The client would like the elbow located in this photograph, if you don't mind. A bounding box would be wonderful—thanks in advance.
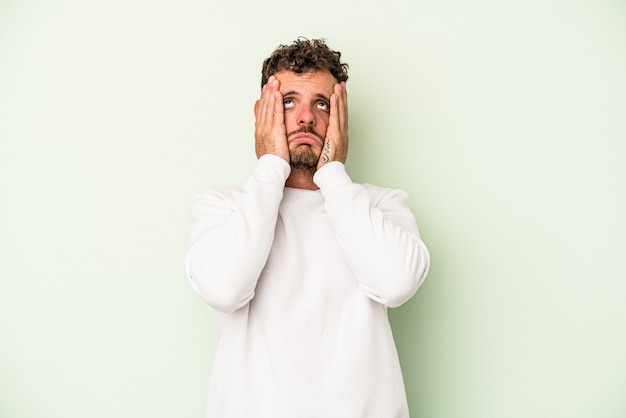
[207,281,255,313]
[387,283,420,308]
[188,272,254,313]
[384,233,431,307]
[207,290,254,314]
[185,251,255,313]
[361,278,417,308]
[379,273,424,308]
[393,246,430,306]
[364,247,430,308]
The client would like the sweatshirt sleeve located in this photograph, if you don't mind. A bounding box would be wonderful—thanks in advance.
[185,155,291,313]
[313,162,430,308]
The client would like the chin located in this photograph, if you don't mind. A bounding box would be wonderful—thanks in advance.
[290,147,319,171]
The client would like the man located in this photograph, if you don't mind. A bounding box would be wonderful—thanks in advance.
[185,38,430,417]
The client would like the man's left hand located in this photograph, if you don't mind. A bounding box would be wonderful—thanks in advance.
[318,82,348,169]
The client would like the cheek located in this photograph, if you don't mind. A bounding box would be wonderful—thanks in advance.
[318,114,330,133]
[283,110,297,128]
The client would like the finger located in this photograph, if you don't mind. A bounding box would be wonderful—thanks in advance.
[269,78,284,130]
[273,89,284,127]
[319,93,338,168]
[336,82,348,130]
[329,89,340,136]
[330,84,345,131]
[257,76,277,126]
[256,82,270,126]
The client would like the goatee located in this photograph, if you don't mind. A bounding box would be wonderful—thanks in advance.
[287,126,323,173]
[290,146,318,173]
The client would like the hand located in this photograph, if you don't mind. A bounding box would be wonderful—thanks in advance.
[317,82,348,169]
[254,76,289,162]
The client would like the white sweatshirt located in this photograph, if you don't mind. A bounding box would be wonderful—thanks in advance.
[185,155,430,418]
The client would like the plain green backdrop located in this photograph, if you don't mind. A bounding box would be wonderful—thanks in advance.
[1,0,625,417]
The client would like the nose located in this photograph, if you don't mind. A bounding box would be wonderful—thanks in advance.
[298,104,315,126]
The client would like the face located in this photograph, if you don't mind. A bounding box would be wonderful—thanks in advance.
[274,70,337,170]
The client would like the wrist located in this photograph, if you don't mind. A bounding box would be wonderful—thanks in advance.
[313,161,351,192]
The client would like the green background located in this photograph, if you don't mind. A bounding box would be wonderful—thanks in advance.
[1,0,625,417]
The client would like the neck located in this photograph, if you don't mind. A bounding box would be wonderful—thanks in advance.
[285,169,318,190]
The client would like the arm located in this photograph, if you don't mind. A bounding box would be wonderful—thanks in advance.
[186,77,292,313]
[314,82,429,307]
[314,163,430,308]
[185,155,290,313]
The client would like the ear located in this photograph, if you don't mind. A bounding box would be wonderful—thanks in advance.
[253,100,260,120]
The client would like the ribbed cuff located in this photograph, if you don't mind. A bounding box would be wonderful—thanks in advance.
[313,162,352,194]
[252,154,291,185]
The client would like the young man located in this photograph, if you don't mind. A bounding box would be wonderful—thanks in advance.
[185,38,430,417]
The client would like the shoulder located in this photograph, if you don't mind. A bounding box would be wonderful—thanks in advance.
[361,183,410,207]
[190,186,245,214]
[194,186,244,200]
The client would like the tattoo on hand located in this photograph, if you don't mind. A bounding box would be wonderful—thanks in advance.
[321,142,331,163]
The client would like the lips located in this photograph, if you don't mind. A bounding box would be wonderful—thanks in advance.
[289,134,323,147]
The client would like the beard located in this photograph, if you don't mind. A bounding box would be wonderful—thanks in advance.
[290,145,318,172]
[287,126,323,173]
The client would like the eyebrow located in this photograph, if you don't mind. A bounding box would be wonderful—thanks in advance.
[283,90,330,103]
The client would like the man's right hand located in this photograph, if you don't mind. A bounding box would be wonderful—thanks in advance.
[254,76,289,163]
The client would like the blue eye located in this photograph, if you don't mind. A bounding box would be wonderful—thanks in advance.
[317,102,329,111]
[283,99,294,109]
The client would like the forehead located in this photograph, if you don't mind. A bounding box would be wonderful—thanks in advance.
[274,70,337,97]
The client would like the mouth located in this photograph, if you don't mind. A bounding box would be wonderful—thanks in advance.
[288,131,323,147]
[290,135,322,147]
